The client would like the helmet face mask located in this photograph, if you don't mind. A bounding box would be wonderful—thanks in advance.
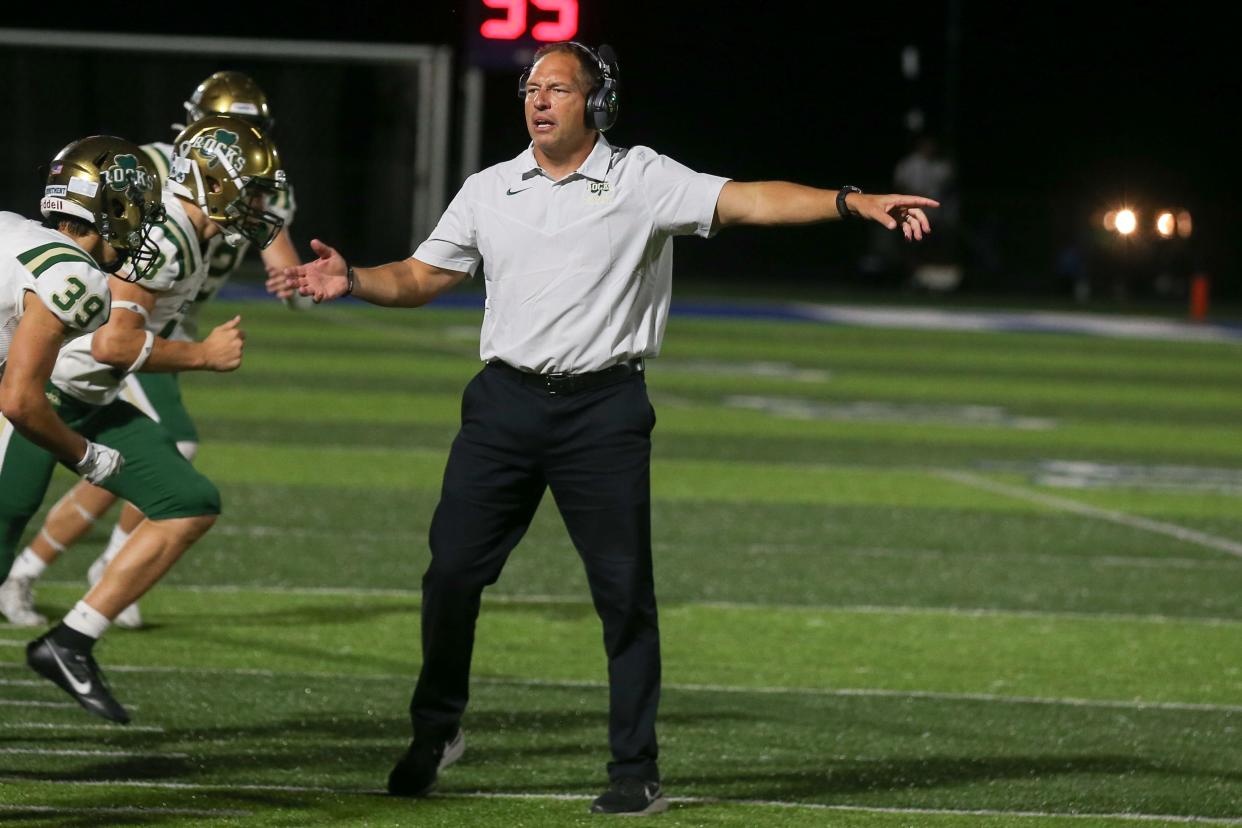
[110,180,167,280]
[222,174,286,248]
[169,115,286,250]
[40,136,166,281]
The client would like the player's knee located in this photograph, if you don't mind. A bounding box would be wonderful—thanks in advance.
[163,476,221,519]
[187,477,222,516]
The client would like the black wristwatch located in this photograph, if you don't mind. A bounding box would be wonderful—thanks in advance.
[836,185,863,219]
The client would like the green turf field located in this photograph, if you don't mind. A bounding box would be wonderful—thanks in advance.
[2,299,1240,826]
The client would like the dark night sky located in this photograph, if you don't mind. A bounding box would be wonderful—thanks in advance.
[2,1,1234,292]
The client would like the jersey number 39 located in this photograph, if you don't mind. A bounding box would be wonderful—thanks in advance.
[51,277,107,328]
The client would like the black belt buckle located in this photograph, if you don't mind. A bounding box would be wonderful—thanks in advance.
[542,371,575,395]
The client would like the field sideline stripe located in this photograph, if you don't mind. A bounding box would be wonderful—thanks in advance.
[3,663,1236,714]
[939,470,1242,559]
[33,581,1242,627]
[0,778,1236,824]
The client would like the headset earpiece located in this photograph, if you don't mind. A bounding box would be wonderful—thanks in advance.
[517,42,620,132]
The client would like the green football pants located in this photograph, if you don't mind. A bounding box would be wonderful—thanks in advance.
[0,384,219,571]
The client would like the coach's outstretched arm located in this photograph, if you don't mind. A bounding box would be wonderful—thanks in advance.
[290,239,469,308]
[714,182,940,240]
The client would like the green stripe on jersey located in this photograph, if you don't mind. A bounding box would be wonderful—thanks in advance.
[142,146,172,181]
[161,215,199,281]
[30,252,98,278]
[18,242,96,275]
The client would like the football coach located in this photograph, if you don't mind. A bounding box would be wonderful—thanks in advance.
[290,41,938,816]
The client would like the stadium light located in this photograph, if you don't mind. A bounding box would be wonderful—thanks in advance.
[1156,211,1176,238]
[1102,210,1117,232]
[1115,209,1137,236]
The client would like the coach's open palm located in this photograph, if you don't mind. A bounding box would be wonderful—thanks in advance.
[296,239,350,303]
[202,315,245,372]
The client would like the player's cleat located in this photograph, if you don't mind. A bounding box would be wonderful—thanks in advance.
[88,554,143,630]
[0,576,47,627]
[386,728,464,797]
[26,634,130,724]
[590,777,669,815]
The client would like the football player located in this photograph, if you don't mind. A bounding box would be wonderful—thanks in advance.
[3,115,287,723]
[0,72,302,630]
[0,135,164,507]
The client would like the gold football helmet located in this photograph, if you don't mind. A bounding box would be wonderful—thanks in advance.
[39,135,166,281]
[184,71,274,131]
[168,115,287,249]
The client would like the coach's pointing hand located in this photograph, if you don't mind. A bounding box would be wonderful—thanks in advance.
[296,239,351,304]
[846,193,940,241]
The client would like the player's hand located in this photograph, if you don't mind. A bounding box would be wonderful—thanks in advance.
[265,263,299,300]
[297,239,350,303]
[848,193,940,241]
[76,441,124,485]
[201,315,245,372]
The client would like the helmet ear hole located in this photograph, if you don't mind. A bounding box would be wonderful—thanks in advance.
[207,176,223,194]
[110,198,126,218]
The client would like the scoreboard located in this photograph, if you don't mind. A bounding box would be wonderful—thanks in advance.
[466,0,583,69]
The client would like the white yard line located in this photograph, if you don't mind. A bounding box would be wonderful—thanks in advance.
[0,699,76,709]
[0,722,164,733]
[0,748,187,758]
[0,778,1236,824]
[0,639,27,647]
[2,662,1236,714]
[0,804,250,817]
[33,581,1242,627]
[0,678,41,687]
[475,676,1242,715]
[938,470,1242,559]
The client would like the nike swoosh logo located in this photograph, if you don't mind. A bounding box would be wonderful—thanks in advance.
[49,646,92,695]
[505,187,531,195]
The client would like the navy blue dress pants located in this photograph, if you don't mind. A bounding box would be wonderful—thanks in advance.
[410,362,660,782]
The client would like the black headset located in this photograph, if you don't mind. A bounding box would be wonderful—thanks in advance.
[518,42,620,132]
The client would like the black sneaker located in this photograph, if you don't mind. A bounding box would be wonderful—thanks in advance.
[386,728,465,797]
[590,777,669,815]
[26,634,130,724]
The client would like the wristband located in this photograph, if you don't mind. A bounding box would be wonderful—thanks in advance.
[345,265,355,296]
[836,185,863,219]
[110,301,150,321]
[126,330,156,374]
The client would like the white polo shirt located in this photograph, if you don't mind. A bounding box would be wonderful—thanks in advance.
[414,135,729,374]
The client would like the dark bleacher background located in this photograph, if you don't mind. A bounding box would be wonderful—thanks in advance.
[0,3,1235,304]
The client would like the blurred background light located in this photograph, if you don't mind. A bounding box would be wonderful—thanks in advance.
[1156,211,1176,238]
[1115,209,1137,236]
[1177,210,1193,238]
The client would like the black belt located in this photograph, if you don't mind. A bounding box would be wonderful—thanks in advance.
[489,358,644,395]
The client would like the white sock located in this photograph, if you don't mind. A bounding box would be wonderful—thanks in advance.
[63,600,111,639]
[8,548,48,580]
[101,525,132,564]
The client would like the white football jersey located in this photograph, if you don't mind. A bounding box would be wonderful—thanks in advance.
[0,211,111,380]
[52,192,209,405]
[143,141,297,340]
